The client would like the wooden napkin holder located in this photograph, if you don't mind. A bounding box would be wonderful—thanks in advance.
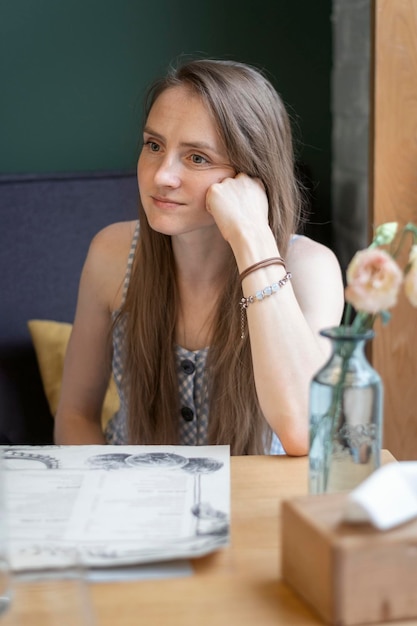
[281,492,417,625]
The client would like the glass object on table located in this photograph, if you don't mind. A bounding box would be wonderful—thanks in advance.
[1,551,95,626]
[308,327,383,494]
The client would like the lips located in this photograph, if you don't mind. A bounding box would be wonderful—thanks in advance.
[152,196,184,209]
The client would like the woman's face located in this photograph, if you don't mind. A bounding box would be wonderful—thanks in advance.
[137,85,235,238]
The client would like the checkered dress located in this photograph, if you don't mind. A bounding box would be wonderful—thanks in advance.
[105,221,285,455]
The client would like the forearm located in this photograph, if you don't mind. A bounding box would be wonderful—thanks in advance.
[244,279,324,455]
[54,413,106,445]
[233,231,343,456]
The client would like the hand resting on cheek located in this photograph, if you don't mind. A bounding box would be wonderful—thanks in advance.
[205,173,269,244]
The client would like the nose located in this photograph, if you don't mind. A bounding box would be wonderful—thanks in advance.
[153,154,181,188]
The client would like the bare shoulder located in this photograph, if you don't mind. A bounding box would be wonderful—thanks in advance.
[81,220,138,310]
[89,220,138,256]
[286,234,342,277]
[286,235,345,323]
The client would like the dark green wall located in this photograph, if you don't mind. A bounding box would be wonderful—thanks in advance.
[1,0,332,241]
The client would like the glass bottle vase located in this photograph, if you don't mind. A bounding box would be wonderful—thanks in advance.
[308,327,383,494]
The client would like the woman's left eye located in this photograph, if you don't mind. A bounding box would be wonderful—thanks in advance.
[190,154,208,165]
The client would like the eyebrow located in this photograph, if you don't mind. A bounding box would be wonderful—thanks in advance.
[143,126,223,156]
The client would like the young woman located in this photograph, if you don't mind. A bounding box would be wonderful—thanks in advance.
[55,59,344,455]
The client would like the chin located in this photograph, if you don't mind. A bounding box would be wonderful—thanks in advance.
[146,215,215,237]
[145,216,182,236]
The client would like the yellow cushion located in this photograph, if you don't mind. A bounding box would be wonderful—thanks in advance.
[27,319,119,430]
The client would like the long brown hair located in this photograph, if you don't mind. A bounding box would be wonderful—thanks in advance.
[120,59,302,454]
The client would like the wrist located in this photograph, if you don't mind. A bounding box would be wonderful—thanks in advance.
[229,228,281,273]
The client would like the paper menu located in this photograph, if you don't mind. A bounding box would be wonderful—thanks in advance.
[3,445,230,571]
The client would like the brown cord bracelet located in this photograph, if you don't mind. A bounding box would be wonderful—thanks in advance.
[239,256,286,283]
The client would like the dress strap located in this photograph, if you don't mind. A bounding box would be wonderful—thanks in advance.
[121,220,140,306]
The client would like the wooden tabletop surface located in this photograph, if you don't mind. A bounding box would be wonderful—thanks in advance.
[90,451,402,626]
[6,451,406,626]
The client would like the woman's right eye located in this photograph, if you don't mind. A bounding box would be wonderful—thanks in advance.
[144,140,160,152]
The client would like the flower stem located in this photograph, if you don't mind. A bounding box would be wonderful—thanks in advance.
[342,303,353,326]
[391,223,417,259]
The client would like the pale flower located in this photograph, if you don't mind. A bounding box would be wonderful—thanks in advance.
[404,245,417,307]
[345,248,403,314]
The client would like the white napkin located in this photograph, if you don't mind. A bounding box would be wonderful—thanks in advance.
[343,462,417,530]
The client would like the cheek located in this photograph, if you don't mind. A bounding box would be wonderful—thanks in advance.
[195,174,224,198]
[137,159,151,207]
[194,184,213,209]
[137,150,156,183]
[137,155,146,184]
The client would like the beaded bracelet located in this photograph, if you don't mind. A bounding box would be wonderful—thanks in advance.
[239,272,292,340]
[239,257,286,283]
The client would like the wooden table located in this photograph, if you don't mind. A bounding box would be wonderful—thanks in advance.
[8,452,403,626]
[87,450,405,626]
[89,454,310,626]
